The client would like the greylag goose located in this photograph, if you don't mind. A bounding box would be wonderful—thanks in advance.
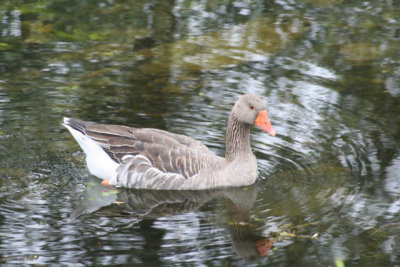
[63,94,275,190]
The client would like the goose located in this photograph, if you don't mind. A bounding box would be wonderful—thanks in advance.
[63,94,275,190]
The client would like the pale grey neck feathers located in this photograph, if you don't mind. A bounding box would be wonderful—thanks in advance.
[225,113,252,160]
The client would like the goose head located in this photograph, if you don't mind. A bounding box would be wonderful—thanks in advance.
[232,94,276,136]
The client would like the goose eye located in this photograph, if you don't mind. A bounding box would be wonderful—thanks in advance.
[250,106,255,110]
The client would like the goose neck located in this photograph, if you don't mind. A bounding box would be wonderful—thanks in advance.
[225,113,252,160]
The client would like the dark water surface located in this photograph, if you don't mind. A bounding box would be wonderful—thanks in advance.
[1,0,399,266]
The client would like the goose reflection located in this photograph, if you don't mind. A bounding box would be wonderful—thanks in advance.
[72,176,274,262]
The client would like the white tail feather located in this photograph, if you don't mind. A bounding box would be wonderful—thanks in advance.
[63,117,118,180]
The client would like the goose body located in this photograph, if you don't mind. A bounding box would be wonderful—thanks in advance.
[63,94,275,190]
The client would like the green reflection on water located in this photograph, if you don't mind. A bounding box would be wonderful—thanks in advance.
[0,0,399,266]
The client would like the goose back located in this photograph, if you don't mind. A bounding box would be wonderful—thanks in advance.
[64,118,225,189]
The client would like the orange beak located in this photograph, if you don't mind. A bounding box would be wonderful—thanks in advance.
[255,110,276,136]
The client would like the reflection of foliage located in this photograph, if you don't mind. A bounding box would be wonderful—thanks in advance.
[340,43,389,62]
[0,0,399,266]
[1,0,310,94]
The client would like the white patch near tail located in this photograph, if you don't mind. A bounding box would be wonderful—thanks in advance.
[63,117,118,180]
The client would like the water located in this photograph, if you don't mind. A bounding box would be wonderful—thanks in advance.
[0,0,399,266]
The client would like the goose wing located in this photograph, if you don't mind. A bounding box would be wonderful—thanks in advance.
[67,118,218,180]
